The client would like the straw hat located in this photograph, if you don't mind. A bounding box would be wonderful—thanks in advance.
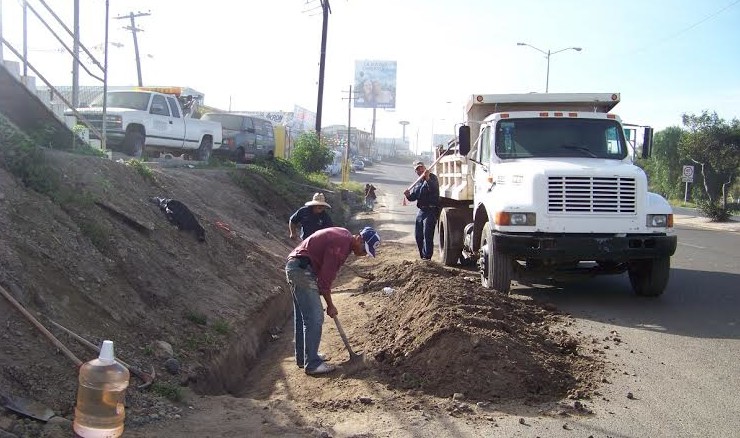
[305,192,331,208]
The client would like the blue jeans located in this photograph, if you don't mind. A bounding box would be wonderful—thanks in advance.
[415,208,438,259]
[285,258,325,370]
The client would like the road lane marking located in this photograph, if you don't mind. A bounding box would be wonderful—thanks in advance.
[678,242,706,249]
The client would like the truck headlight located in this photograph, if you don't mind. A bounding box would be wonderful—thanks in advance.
[646,214,673,228]
[105,115,122,128]
[495,211,536,226]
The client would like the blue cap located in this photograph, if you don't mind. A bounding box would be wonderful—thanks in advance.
[359,226,380,258]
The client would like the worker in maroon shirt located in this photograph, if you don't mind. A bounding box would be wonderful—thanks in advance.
[285,226,380,375]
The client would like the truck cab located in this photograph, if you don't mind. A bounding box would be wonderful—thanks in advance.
[436,93,677,296]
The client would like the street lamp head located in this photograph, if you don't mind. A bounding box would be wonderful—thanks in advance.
[573,47,583,51]
[516,42,526,46]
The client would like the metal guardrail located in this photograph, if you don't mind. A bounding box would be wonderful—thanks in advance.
[0,0,108,147]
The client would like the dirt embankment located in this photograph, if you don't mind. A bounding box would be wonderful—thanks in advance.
[0,149,350,436]
[1,147,606,438]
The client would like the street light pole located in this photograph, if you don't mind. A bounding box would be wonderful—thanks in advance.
[516,43,582,92]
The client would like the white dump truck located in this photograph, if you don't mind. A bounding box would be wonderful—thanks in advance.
[435,93,677,296]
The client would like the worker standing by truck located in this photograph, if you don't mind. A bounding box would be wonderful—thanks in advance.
[404,161,440,260]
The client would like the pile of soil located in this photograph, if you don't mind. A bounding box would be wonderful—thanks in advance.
[347,248,604,403]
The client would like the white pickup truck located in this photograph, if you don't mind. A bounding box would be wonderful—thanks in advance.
[70,90,222,160]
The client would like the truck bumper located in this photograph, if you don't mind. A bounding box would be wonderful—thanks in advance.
[492,233,677,260]
[90,129,125,146]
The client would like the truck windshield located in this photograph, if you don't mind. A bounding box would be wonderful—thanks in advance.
[89,92,151,110]
[494,118,627,159]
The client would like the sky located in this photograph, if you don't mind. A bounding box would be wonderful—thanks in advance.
[2,0,739,153]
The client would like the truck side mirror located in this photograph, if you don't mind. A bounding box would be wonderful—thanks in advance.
[641,127,653,159]
[458,125,471,155]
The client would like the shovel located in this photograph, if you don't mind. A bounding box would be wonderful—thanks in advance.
[0,392,55,422]
[332,316,365,370]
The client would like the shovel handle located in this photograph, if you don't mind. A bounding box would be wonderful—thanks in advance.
[332,316,356,356]
[0,285,82,367]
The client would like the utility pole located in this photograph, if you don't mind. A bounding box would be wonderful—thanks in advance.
[341,84,357,184]
[0,0,5,62]
[115,11,150,86]
[72,0,79,107]
[315,0,330,136]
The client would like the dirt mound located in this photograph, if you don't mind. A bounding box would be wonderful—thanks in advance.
[358,256,603,402]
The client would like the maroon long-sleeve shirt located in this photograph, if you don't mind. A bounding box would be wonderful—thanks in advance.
[288,227,353,294]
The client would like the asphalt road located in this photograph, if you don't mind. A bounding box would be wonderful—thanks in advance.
[344,160,740,437]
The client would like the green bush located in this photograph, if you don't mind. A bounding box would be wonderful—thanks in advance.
[696,198,731,221]
[290,132,334,173]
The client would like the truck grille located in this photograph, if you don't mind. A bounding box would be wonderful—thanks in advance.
[548,176,636,213]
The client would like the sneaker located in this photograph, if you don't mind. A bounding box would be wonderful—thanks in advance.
[297,352,328,369]
[305,362,335,375]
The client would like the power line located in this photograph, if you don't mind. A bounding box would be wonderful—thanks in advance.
[631,0,740,55]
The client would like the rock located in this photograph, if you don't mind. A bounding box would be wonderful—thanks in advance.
[0,430,19,438]
[452,393,465,401]
[164,358,181,375]
[358,396,373,405]
[627,392,635,400]
[152,340,174,358]
[519,418,526,425]
[42,416,72,438]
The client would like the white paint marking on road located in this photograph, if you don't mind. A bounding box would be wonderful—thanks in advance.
[678,242,706,249]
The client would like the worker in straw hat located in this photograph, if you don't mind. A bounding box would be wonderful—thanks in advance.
[289,192,334,241]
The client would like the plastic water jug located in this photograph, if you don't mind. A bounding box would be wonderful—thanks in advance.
[73,340,130,438]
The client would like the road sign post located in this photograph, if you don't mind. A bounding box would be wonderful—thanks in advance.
[682,165,694,202]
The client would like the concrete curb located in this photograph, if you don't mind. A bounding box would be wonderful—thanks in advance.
[674,215,740,233]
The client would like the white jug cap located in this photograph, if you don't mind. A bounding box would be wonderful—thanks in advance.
[98,340,115,362]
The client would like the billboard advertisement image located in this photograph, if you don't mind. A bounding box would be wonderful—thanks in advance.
[354,60,397,109]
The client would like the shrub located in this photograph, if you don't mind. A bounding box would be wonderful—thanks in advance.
[290,132,333,173]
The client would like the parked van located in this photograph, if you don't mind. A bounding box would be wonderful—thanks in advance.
[201,113,275,162]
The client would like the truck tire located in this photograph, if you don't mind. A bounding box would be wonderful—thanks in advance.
[195,137,213,162]
[438,207,465,266]
[479,222,512,292]
[628,257,670,297]
[123,130,144,158]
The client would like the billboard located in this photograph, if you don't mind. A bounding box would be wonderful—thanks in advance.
[354,60,397,109]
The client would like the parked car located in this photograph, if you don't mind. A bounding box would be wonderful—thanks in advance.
[351,159,365,171]
[201,113,275,163]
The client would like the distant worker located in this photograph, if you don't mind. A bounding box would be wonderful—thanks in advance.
[403,161,440,260]
[364,183,377,211]
[289,193,333,241]
[285,226,381,374]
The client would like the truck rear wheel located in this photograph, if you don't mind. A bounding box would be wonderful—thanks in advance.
[628,257,670,297]
[123,130,144,158]
[438,207,465,266]
[195,137,213,161]
[479,222,512,292]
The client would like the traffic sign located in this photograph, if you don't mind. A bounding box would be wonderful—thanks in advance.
[682,165,694,183]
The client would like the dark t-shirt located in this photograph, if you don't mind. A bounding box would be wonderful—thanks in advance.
[289,205,333,239]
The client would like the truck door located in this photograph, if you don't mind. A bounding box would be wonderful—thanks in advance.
[148,94,177,147]
[166,96,186,148]
[474,125,494,203]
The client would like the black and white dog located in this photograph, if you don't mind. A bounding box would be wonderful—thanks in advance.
[151,197,206,242]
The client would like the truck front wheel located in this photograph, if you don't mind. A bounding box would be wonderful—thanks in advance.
[195,137,213,161]
[628,257,670,297]
[438,207,465,266]
[479,222,512,292]
[123,130,144,158]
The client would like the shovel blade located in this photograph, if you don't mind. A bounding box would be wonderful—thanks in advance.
[1,392,55,422]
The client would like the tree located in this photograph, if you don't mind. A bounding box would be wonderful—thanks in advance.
[680,111,740,218]
[643,126,683,199]
[290,131,334,174]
